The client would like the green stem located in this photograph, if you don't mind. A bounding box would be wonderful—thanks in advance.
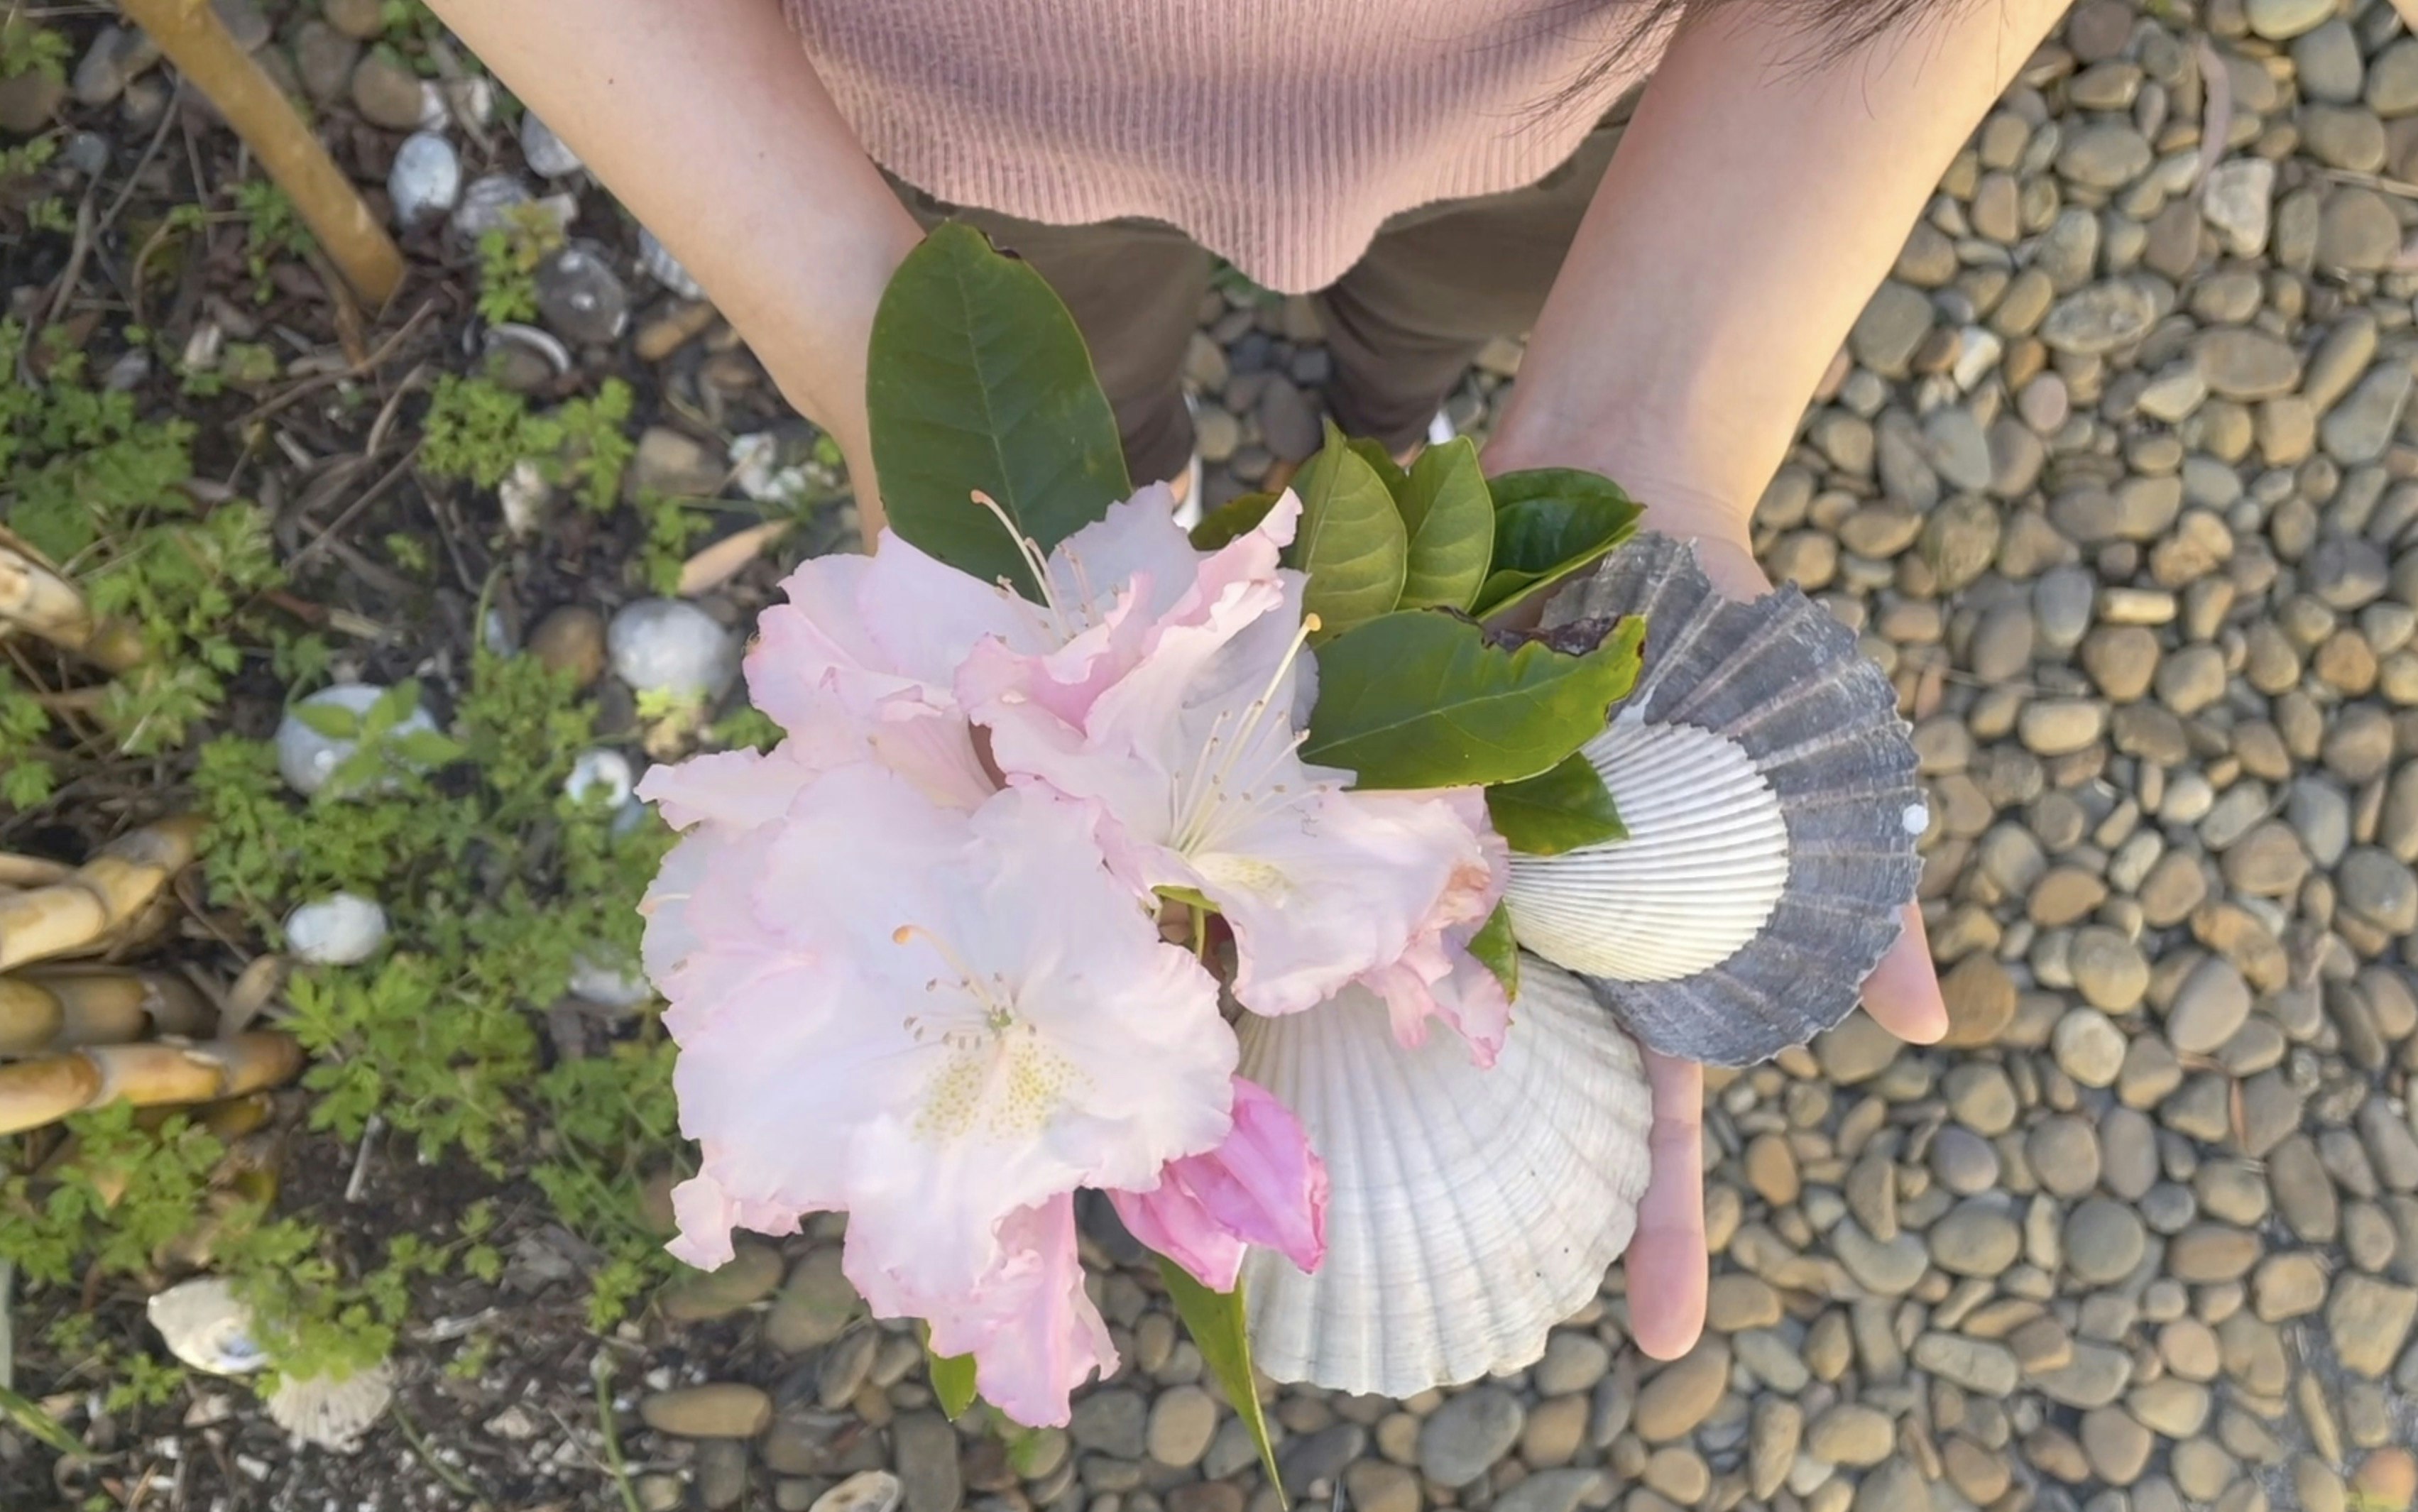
[595,1360,647,1512]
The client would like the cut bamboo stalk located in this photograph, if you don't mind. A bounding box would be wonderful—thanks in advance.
[0,1030,302,1135]
[114,0,404,306]
[0,855,74,889]
[0,979,65,1056]
[0,967,215,1053]
[0,815,203,973]
[0,1056,103,1135]
[0,538,147,674]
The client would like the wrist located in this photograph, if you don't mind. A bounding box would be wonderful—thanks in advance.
[1480,429,1770,599]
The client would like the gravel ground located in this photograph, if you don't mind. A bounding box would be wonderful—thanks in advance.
[12,0,2418,1508]
[622,2,2418,1511]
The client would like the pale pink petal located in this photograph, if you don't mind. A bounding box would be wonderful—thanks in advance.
[1206,784,1496,1017]
[1112,1077,1327,1291]
[1352,788,1511,1061]
[635,745,816,832]
[954,1194,1118,1428]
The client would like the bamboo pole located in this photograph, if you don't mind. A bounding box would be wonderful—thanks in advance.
[0,535,147,674]
[0,816,204,973]
[0,967,213,1054]
[113,0,403,306]
[0,1031,301,1136]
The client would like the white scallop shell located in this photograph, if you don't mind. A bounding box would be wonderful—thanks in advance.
[267,1362,394,1452]
[148,1278,268,1376]
[1507,715,1789,982]
[1236,958,1651,1398]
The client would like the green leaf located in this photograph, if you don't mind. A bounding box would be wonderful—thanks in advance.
[1156,1257,1283,1506]
[928,1344,980,1421]
[391,730,466,769]
[1345,435,1409,496]
[1286,422,1406,640]
[0,1382,85,1459]
[1392,438,1494,612]
[1468,900,1519,1002]
[868,224,1132,596]
[1304,611,1644,789]
[1188,491,1278,551]
[294,702,360,740]
[1470,469,1641,621]
[362,681,420,740]
[1485,751,1626,855]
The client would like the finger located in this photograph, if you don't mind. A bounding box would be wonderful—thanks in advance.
[1624,1050,1707,1361]
[1863,903,1947,1046]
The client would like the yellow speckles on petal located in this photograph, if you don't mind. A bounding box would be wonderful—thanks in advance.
[912,1022,1088,1143]
[1192,850,1291,901]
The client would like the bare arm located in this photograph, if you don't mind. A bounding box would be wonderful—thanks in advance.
[1489,0,2072,563]
[425,0,921,531]
[1486,0,2070,1359]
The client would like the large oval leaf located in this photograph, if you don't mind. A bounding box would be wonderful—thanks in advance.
[1286,424,1406,640]
[1470,469,1641,621]
[1394,438,1494,612]
[1303,610,1645,789]
[868,224,1131,596]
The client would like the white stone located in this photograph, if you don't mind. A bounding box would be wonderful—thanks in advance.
[275,684,439,796]
[283,892,388,965]
[2201,159,2277,258]
[388,131,461,226]
[569,953,653,1009]
[519,111,584,177]
[607,598,739,701]
[567,749,636,809]
[638,226,705,302]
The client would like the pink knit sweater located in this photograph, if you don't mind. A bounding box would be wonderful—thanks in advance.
[782,1,1660,294]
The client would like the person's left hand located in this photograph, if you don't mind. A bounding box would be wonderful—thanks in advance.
[1526,521,1950,1359]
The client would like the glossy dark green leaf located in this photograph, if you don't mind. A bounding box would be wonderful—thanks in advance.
[1468,900,1519,1002]
[1304,610,1644,789]
[1188,491,1278,551]
[927,1344,980,1421]
[1393,438,1494,611]
[1485,750,1626,855]
[868,224,1131,596]
[1470,469,1641,621]
[1156,1257,1283,1505]
[1286,422,1406,641]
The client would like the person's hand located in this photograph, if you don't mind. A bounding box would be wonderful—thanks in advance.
[1614,518,1947,1358]
[1472,475,1949,1357]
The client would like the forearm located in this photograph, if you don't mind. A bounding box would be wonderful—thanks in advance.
[426,0,921,527]
[1489,0,2071,542]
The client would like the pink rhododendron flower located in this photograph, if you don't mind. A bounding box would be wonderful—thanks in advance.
[1351,789,1514,1063]
[962,508,1502,1020]
[905,1193,1115,1428]
[642,760,1236,1420]
[738,483,1276,812]
[1112,1078,1328,1292]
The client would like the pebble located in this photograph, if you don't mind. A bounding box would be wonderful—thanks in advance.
[642,1384,773,1439]
[1630,1344,1729,1442]
[1146,1387,1217,1467]
[2327,1276,2418,1376]
[388,132,461,225]
[536,243,633,345]
[813,1472,902,1512]
[608,598,739,701]
[1418,1387,1523,1486]
[2067,1198,2149,1284]
[350,51,428,131]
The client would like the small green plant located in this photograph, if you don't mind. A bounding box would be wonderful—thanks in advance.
[0,19,67,186]
[195,642,689,1324]
[633,489,706,594]
[234,180,316,302]
[419,373,636,514]
[0,320,283,805]
[475,204,566,327]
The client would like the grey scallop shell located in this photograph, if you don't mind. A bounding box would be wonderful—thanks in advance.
[1506,532,1925,1066]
